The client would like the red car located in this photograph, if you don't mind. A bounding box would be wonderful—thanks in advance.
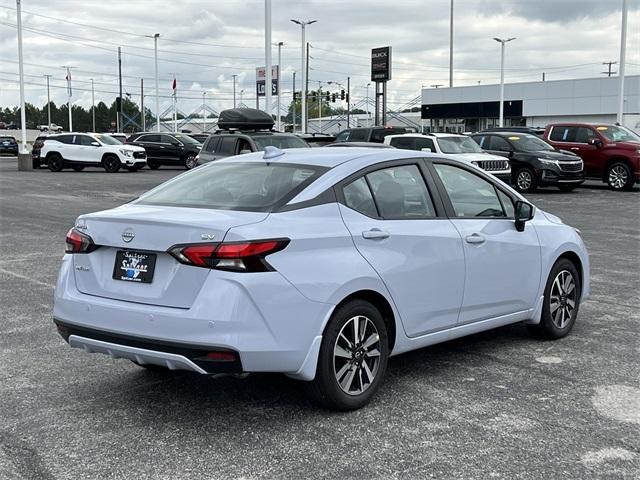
[544,123,640,191]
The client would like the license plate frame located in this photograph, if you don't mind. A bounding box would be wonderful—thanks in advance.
[112,250,157,284]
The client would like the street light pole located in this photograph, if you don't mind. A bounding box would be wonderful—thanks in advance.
[202,91,206,133]
[232,74,237,108]
[493,37,515,128]
[276,41,283,130]
[44,74,52,130]
[16,0,27,153]
[153,33,160,132]
[366,83,371,127]
[617,0,628,124]
[62,66,74,132]
[91,78,95,132]
[264,0,272,117]
[449,0,454,87]
[291,19,317,134]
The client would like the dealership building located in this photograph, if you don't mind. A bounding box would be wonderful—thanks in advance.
[421,74,640,133]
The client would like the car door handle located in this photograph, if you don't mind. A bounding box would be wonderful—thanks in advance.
[570,147,580,150]
[362,229,390,240]
[465,233,485,244]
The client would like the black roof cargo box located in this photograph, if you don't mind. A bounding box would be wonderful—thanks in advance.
[217,108,274,130]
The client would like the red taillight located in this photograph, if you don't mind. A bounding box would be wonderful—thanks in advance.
[65,228,99,254]
[168,238,289,272]
[205,351,236,362]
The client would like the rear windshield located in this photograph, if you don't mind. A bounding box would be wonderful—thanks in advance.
[253,135,309,150]
[0,136,16,142]
[136,162,327,211]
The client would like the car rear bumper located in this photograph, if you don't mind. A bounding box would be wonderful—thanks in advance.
[53,254,331,379]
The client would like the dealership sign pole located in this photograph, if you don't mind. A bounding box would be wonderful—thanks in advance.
[264,0,272,117]
[371,46,392,126]
[16,0,27,153]
[617,0,628,124]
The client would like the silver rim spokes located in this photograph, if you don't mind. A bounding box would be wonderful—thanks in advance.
[550,270,577,329]
[333,315,381,396]
[518,170,532,190]
[609,166,627,189]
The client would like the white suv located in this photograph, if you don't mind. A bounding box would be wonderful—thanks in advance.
[384,133,511,182]
[39,133,146,173]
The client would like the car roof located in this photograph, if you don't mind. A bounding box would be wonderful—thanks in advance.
[387,133,464,139]
[219,146,426,168]
[475,131,537,138]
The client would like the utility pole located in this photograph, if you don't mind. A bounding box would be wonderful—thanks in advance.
[290,19,317,134]
[602,61,617,77]
[140,78,144,131]
[346,76,351,128]
[318,81,322,134]
[292,72,296,133]
[232,74,237,108]
[542,72,545,82]
[493,37,516,128]
[276,41,283,130]
[91,78,95,131]
[171,74,177,133]
[43,74,52,130]
[202,91,206,132]
[618,0,628,124]
[366,83,370,127]
[62,66,74,132]
[153,33,160,132]
[264,0,272,118]
[449,0,454,87]
[117,46,123,133]
[16,0,27,153]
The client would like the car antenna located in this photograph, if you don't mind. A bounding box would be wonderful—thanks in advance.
[263,146,285,160]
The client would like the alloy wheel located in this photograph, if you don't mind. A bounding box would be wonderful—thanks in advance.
[333,315,381,396]
[608,165,628,189]
[549,270,577,329]
[185,155,197,169]
[517,170,533,191]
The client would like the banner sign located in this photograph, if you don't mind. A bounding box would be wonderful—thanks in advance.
[371,47,392,81]
[256,65,279,97]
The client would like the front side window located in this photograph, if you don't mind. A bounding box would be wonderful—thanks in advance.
[510,134,555,152]
[414,138,435,152]
[75,135,95,146]
[161,134,179,145]
[137,162,327,211]
[488,136,512,152]
[204,137,220,153]
[389,137,415,150]
[335,130,350,142]
[174,134,200,145]
[595,125,640,142]
[575,127,597,143]
[348,129,369,141]
[367,165,435,218]
[497,189,515,218]
[434,164,506,218]
[217,137,237,155]
[94,134,121,145]
[139,134,160,143]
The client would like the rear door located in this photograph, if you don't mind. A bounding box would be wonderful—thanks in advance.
[549,126,601,177]
[135,134,161,160]
[160,134,183,163]
[337,161,465,337]
[430,161,541,324]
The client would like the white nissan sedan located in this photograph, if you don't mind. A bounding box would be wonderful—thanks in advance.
[54,146,589,410]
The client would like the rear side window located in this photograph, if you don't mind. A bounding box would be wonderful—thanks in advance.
[415,138,435,152]
[487,136,512,152]
[343,177,377,217]
[217,137,237,155]
[139,134,160,143]
[137,162,327,211]
[204,137,220,153]
[55,135,74,144]
[575,127,597,143]
[549,127,577,142]
[367,165,435,218]
[348,130,369,141]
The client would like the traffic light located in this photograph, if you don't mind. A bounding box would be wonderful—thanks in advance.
[340,89,345,100]
[325,92,330,102]
[331,93,336,103]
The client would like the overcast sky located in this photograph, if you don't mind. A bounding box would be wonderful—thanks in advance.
[0,0,638,116]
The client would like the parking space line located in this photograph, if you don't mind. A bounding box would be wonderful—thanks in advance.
[0,268,55,289]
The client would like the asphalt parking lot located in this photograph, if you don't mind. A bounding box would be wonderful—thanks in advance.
[1,158,638,480]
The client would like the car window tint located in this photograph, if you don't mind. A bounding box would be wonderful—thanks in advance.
[55,135,73,144]
[218,137,237,155]
[76,135,95,146]
[366,165,435,218]
[488,136,511,151]
[415,138,435,152]
[434,164,506,218]
[472,135,486,148]
[349,130,369,141]
[551,126,577,142]
[161,135,177,144]
[140,134,160,143]
[389,137,414,150]
[343,177,378,217]
[497,189,515,218]
[335,130,350,142]
[204,137,220,153]
[575,127,597,143]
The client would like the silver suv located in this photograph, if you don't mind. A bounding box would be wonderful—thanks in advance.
[197,131,309,164]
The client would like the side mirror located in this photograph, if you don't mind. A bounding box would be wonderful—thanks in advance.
[91,141,100,147]
[587,138,602,147]
[421,147,433,152]
[515,200,535,232]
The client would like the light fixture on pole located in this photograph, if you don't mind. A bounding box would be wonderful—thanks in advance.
[291,19,317,134]
[493,37,516,128]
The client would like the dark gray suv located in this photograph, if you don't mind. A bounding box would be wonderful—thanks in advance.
[197,131,309,164]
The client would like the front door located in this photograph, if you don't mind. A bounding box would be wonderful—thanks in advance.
[338,162,465,337]
[431,162,541,324]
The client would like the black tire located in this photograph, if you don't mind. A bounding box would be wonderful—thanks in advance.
[32,158,40,169]
[72,165,85,172]
[514,166,538,193]
[184,154,197,170]
[558,184,577,192]
[47,153,64,172]
[126,165,142,172]
[606,162,634,191]
[147,160,160,170]
[307,299,389,411]
[527,258,581,340]
[102,154,121,173]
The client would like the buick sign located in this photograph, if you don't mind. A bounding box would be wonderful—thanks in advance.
[371,46,392,81]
